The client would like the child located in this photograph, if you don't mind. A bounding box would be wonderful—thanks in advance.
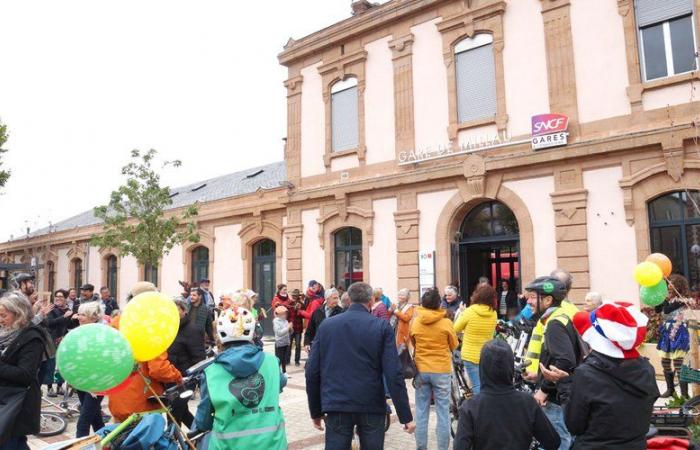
[194,307,287,449]
[454,339,560,450]
[273,306,292,374]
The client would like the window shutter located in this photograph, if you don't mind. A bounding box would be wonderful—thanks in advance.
[635,0,693,27]
[456,44,497,124]
[331,86,359,152]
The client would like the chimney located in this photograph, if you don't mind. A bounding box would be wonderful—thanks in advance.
[351,0,377,16]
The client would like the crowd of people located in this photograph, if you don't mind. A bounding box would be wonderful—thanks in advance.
[0,266,695,449]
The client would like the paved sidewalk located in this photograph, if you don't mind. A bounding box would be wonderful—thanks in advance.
[29,340,443,449]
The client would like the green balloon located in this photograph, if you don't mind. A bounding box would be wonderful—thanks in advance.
[57,324,135,393]
[640,280,668,307]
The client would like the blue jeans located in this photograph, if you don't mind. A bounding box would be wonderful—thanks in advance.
[464,361,480,394]
[325,412,386,450]
[0,436,29,450]
[543,402,571,450]
[414,372,451,450]
[76,391,105,438]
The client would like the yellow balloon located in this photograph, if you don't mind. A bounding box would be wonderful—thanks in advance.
[119,291,180,362]
[634,261,663,288]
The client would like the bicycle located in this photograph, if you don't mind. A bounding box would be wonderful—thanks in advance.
[449,346,473,438]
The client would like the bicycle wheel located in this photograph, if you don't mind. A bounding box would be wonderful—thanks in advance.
[449,375,462,438]
[37,413,67,437]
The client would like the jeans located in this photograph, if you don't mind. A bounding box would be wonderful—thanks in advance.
[543,402,571,450]
[464,361,481,394]
[287,331,302,364]
[275,345,289,373]
[414,372,451,450]
[38,358,57,386]
[325,412,386,450]
[0,436,29,450]
[76,391,105,438]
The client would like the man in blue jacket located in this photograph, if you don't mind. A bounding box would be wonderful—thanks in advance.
[306,282,415,449]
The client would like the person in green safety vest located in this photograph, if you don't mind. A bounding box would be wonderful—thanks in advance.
[193,306,288,450]
[524,276,584,450]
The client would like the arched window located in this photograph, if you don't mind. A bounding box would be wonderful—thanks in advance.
[334,227,363,290]
[648,190,700,290]
[106,255,118,295]
[331,77,359,152]
[144,262,158,285]
[252,239,276,335]
[454,34,496,123]
[72,258,83,290]
[460,200,519,239]
[47,261,55,294]
[191,246,209,283]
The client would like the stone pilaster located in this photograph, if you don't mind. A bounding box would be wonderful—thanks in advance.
[550,168,589,305]
[284,76,303,187]
[394,192,420,300]
[541,0,579,137]
[389,33,415,157]
[283,207,304,290]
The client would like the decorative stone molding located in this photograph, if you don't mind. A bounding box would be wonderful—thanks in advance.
[540,0,579,138]
[436,1,508,146]
[238,215,284,289]
[284,76,303,187]
[318,50,368,168]
[66,241,86,262]
[394,208,420,297]
[317,199,374,286]
[389,33,416,157]
[182,228,215,285]
[435,180,536,290]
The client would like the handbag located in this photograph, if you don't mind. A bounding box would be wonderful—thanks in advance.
[398,343,418,380]
[0,385,28,444]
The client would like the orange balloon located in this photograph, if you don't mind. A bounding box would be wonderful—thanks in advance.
[646,253,673,278]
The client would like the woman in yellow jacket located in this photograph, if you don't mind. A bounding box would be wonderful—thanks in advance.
[410,289,459,450]
[453,284,498,394]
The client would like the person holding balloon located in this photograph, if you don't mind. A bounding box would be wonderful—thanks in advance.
[73,301,108,438]
[108,288,183,423]
[656,274,694,399]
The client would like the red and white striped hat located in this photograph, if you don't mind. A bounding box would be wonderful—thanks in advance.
[573,301,648,359]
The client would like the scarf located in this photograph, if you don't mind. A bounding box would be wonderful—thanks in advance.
[0,327,22,355]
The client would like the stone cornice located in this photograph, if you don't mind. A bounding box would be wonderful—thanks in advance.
[278,0,453,66]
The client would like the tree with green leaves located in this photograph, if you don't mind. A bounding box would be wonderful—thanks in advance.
[91,149,199,276]
[0,119,11,189]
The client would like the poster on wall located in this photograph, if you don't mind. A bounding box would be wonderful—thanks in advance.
[419,250,436,296]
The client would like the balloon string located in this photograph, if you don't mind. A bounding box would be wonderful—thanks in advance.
[665,277,699,321]
[137,369,196,450]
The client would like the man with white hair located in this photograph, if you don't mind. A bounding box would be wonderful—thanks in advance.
[304,288,343,350]
[582,292,603,313]
[440,286,463,320]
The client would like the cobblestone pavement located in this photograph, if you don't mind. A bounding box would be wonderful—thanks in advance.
[29,339,443,449]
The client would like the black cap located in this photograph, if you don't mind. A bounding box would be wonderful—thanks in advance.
[14,273,35,283]
[80,283,95,291]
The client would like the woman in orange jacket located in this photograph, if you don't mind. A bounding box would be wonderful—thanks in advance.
[107,283,183,422]
[108,352,183,423]
[392,288,415,348]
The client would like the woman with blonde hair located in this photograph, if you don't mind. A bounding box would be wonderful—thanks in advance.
[74,301,107,438]
[0,293,51,450]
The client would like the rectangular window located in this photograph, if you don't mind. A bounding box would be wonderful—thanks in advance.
[455,36,497,124]
[331,79,359,152]
[636,0,698,81]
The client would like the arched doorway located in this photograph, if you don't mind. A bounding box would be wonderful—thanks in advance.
[648,189,700,291]
[252,239,276,335]
[456,201,520,296]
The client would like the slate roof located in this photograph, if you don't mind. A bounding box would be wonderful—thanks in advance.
[28,161,286,238]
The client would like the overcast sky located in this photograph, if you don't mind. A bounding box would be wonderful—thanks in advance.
[0,0,363,242]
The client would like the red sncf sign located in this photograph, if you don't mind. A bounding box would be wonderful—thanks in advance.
[531,114,569,137]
